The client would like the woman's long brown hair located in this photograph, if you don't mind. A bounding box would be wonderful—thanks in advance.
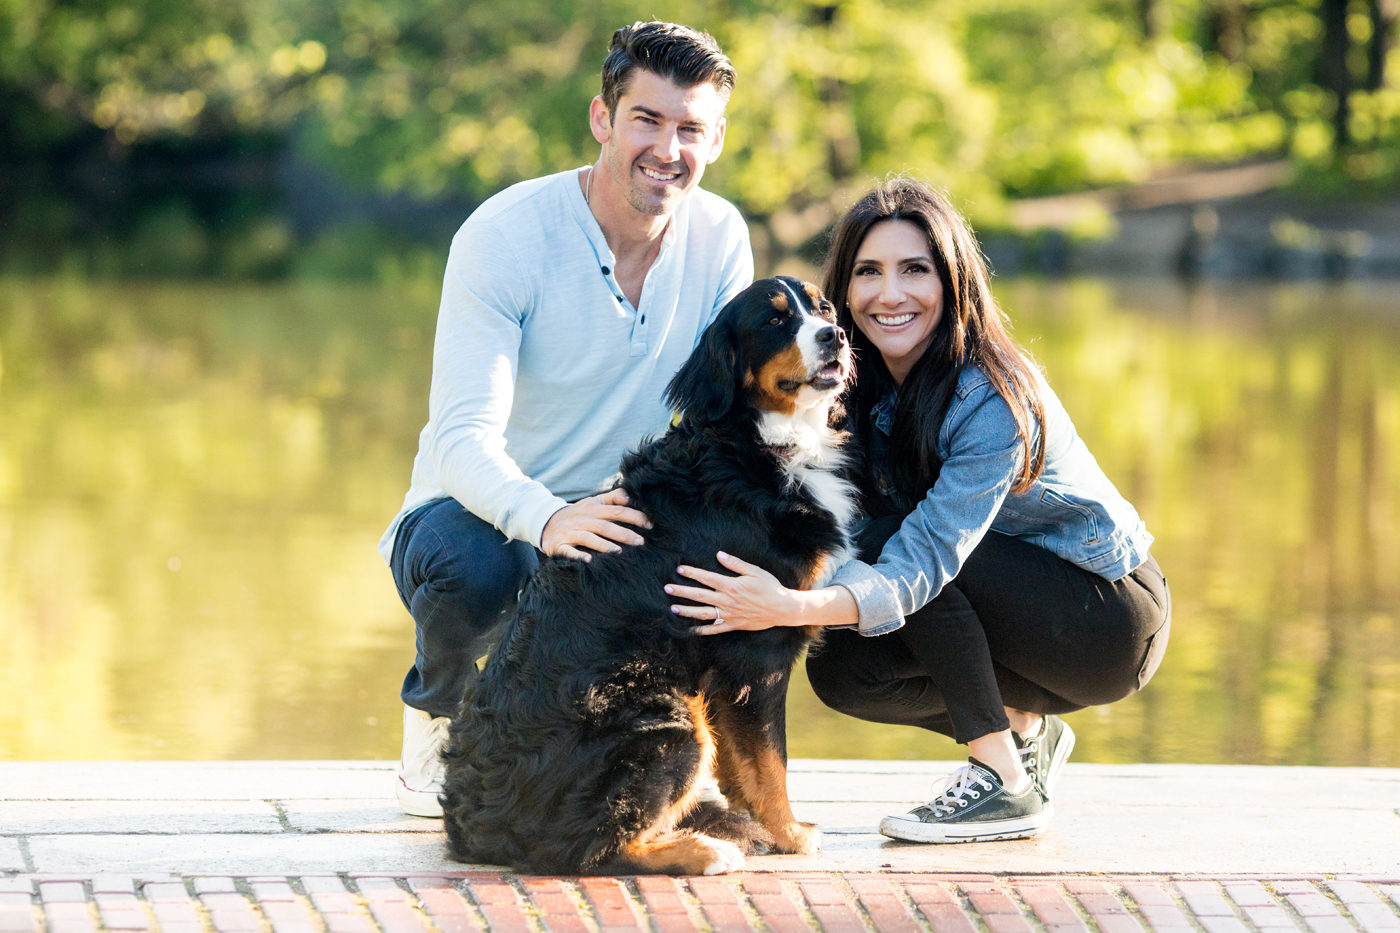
[822,176,1046,501]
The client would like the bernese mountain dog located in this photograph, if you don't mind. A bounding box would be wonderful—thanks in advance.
[439,276,856,876]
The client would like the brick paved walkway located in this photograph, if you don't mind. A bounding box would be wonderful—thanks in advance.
[5,761,1398,930]
[2,873,1398,933]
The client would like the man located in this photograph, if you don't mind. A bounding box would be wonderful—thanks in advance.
[379,21,753,816]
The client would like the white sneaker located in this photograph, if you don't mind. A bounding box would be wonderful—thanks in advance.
[395,705,451,817]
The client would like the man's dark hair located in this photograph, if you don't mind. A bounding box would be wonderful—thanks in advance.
[599,21,735,118]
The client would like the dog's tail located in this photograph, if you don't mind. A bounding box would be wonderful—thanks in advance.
[679,800,777,855]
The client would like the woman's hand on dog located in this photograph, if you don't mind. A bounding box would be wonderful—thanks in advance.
[540,488,651,561]
[666,552,803,633]
[667,552,862,634]
[666,551,812,633]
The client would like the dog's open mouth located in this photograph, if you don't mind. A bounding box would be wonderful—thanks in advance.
[808,360,846,391]
[778,362,845,394]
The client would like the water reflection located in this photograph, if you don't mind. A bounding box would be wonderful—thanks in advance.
[1,275,1396,764]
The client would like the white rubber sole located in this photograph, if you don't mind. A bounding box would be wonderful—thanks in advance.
[395,777,444,818]
[878,804,1052,844]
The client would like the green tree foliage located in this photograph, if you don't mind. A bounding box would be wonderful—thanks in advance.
[1,0,1396,259]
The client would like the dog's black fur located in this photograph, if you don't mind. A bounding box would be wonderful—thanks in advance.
[439,276,855,876]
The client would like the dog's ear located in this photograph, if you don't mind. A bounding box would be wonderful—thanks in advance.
[665,312,741,424]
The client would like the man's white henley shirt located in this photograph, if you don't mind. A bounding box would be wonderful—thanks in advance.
[379,167,753,562]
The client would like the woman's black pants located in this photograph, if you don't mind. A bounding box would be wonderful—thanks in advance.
[805,517,1172,744]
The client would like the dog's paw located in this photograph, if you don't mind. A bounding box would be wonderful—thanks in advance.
[772,821,821,855]
[698,835,746,875]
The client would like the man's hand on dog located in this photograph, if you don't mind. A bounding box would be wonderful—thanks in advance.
[666,552,799,634]
[541,488,651,562]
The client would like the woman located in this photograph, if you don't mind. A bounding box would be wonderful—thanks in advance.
[664,177,1170,844]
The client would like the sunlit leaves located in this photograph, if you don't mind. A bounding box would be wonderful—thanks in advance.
[2,0,1396,233]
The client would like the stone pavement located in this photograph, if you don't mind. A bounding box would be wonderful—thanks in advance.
[2,760,1398,932]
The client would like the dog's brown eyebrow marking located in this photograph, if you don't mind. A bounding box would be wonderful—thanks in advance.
[802,283,822,303]
[769,293,788,311]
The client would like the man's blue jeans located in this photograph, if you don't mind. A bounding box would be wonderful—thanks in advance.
[389,497,540,718]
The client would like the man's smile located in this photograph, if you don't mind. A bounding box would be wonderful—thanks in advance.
[639,164,684,183]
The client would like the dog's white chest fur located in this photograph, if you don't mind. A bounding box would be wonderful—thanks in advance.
[789,460,857,589]
[756,408,859,588]
[786,458,857,529]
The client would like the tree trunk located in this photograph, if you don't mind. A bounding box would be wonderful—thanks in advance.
[1139,0,1168,39]
[1367,0,1398,90]
[1207,0,1248,63]
[1319,0,1353,150]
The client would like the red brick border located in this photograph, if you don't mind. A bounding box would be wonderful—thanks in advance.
[0,873,1396,932]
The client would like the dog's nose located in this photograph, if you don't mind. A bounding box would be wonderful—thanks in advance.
[816,326,841,345]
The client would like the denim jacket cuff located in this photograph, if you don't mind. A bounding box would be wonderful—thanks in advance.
[829,561,905,636]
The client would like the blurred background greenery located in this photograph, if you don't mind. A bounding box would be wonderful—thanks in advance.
[2,1,1398,764]
[2,0,1398,277]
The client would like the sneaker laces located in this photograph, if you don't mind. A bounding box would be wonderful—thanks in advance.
[1018,737,1039,780]
[1016,719,1045,780]
[922,764,997,818]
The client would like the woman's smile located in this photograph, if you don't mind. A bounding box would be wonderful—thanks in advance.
[868,311,916,327]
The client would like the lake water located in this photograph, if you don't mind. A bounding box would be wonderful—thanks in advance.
[2,274,1397,766]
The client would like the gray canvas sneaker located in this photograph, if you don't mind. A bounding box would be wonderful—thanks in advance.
[878,759,1051,844]
[1016,715,1076,802]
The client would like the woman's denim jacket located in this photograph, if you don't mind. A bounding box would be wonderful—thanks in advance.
[829,363,1154,635]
